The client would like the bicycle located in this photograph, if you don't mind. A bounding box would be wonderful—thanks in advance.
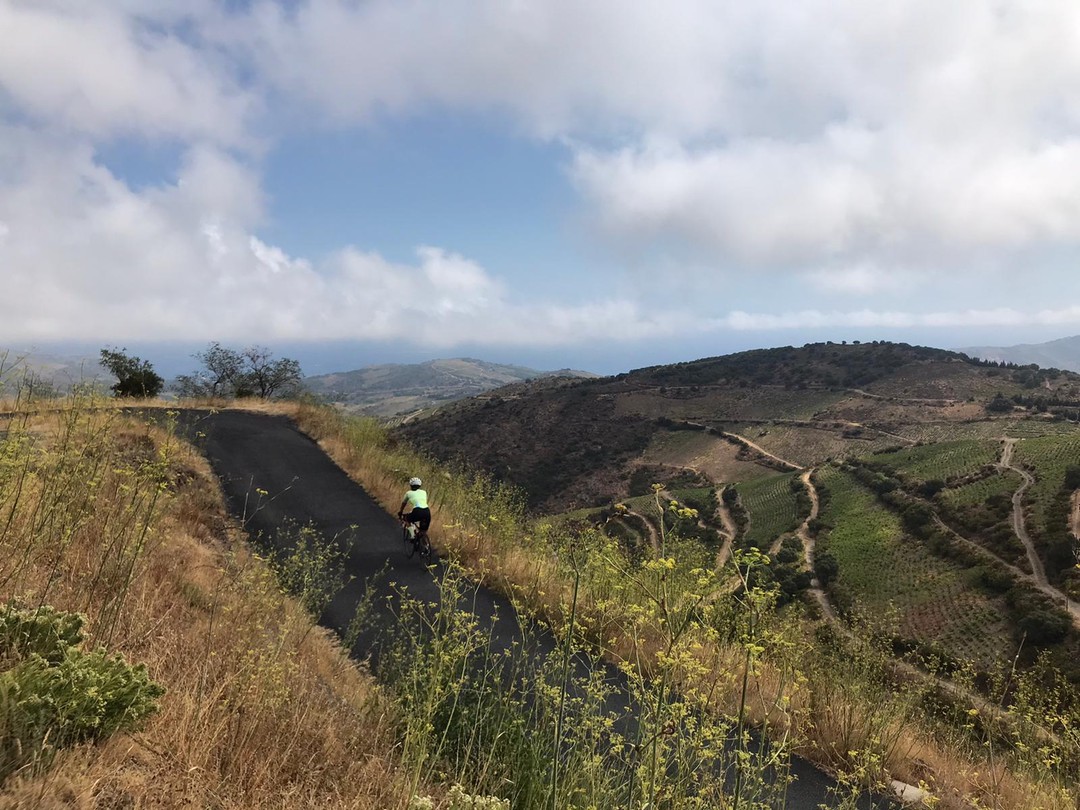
[400,515,432,560]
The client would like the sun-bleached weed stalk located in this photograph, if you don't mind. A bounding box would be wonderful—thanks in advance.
[549,543,581,810]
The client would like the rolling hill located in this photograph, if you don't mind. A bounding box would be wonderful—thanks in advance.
[304,357,595,417]
[396,339,1080,685]
[960,334,1080,372]
[397,341,1080,511]
[0,349,110,394]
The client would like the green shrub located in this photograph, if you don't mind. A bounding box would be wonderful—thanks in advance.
[814,549,839,586]
[0,604,84,666]
[0,604,165,783]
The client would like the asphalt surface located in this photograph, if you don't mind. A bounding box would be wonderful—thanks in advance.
[180,409,873,810]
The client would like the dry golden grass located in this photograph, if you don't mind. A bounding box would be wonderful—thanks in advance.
[0,405,412,809]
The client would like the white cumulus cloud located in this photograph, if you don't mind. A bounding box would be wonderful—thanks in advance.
[3,0,1080,347]
[0,2,255,146]
[0,130,690,346]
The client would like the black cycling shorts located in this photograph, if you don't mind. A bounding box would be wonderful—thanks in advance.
[406,507,431,532]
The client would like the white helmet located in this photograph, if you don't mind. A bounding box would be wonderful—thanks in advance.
[409,477,422,487]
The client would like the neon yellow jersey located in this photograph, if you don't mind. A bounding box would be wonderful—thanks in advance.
[404,489,429,509]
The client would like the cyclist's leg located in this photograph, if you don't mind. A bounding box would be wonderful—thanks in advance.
[416,508,432,556]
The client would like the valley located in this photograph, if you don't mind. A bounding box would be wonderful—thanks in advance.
[399,341,1080,686]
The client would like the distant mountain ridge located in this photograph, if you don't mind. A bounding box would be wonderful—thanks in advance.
[305,357,596,417]
[959,335,1080,372]
[0,349,109,394]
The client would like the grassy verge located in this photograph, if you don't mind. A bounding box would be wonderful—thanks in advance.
[0,394,408,808]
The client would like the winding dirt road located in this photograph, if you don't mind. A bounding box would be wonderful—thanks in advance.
[1072,490,1080,543]
[999,438,1048,586]
[623,506,660,553]
[932,513,1080,627]
[796,470,841,623]
[720,431,804,471]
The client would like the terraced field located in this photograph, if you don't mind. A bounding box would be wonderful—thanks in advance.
[871,439,999,482]
[1001,419,1080,439]
[738,472,804,551]
[896,419,1080,444]
[895,423,1002,443]
[817,467,1012,666]
[639,429,774,484]
[1013,436,1080,520]
[936,470,1028,567]
[939,470,1023,508]
[1012,434,1080,577]
[729,423,896,468]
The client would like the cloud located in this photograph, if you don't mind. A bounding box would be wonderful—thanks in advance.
[2,126,1077,347]
[807,264,911,296]
[4,0,1080,349]
[722,306,1080,331]
[0,130,689,346]
[228,0,751,137]
[570,132,1080,272]
[0,2,255,146]
[222,0,1080,286]
[571,137,884,267]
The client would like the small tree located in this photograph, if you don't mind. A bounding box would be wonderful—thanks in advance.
[179,343,303,400]
[176,342,247,399]
[198,342,246,396]
[99,348,163,399]
[241,346,303,398]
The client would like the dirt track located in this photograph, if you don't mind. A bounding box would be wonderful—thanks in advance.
[182,409,852,810]
[796,470,840,623]
[999,438,1048,586]
[1072,490,1080,542]
[721,431,804,471]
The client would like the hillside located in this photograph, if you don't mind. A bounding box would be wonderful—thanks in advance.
[399,340,1080,710]
[8,396,1080,808]
[0,349,109,394]
[398,341,1080,512]
[305,357,595,417]
[960,334,1080,372]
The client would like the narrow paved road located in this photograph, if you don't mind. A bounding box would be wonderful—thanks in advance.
[181,410,858,810]
[999,438,1048,586]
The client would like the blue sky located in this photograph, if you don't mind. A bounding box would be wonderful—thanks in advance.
[4,1,1080,377]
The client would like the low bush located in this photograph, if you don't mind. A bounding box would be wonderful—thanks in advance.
[0,604,164,783]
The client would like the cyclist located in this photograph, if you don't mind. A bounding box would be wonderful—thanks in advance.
[398,477,431,537]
